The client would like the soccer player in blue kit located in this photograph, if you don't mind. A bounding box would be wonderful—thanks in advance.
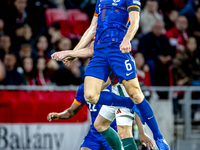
[47,84,154,150]
[52,0,170,149]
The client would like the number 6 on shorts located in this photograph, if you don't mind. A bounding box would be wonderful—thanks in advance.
[125,60,132,71]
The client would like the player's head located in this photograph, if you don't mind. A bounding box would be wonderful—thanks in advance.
[151,20,164,37]
[175,16,188,32]
[14,0,27,13]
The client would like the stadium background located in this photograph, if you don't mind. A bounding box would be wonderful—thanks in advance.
[0,0,200,150]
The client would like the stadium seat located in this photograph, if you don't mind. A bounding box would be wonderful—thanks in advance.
[66,9,89,23]
[45,9,67,27]
[73,20,90,38]
[59,20,77,39]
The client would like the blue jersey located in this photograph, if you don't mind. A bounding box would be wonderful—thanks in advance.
[94,0,141,49]
[74,83,116,133]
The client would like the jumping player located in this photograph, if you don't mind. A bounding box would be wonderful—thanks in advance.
[52,0,170,149]
[47,83,154,150]
[52,41,154,150]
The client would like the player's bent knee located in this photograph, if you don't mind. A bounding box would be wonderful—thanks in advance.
[94,120,109,132]
[84,93,99,104]
[132,93,144,104]
[128,89,144,104]
[94,120,103,131]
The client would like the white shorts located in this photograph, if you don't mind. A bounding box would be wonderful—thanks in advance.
[99,83,135,126]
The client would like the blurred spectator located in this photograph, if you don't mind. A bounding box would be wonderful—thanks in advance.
[19,44,32,59]
[164,10,178,30]
[134,52,151,86]
[48,22,63,44]
[172,37,200,86]
[179,0,200,21]
[11,24,32,50]
[0,53,23,85]
[36,57,51,85]
[34,35,50,62]
[0,18,5,37]
[166,16,188,53]
[188,7,200,43]
[26,0,58,37]
[0,35,11,60]
[138,20,174,87]
[23,24,33,43]
[0,60,6,82]
[4,0,30,37]
[21,57,36,85]
[50,58,83,85]
[56,37,72,51]
[140,0,163,34]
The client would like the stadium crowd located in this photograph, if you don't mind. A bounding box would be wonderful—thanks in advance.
[0,0,200,115]
[0,0,200,87]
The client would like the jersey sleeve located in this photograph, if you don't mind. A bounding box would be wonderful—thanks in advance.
[75,84,85,106]
[126,0,141,13]
[94,0,100,17]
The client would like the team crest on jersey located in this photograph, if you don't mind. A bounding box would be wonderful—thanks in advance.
[133,0,141,6]
[112,0,120,6]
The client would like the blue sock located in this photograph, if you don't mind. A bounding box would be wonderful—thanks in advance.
[96,91,134,109]
[136,98,163,140]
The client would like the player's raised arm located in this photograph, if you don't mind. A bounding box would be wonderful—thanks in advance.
[120,0,140,53]
[73,16,97,51]
[135,114,155,150]
[72,0,100,51]
[47,101,83,122]
[51,41,94,61]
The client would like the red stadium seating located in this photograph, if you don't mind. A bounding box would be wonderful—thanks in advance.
[66,9,89,23]
[45,9,67,27]
[73,20,90,38]
[45,9,90,39]
[59,20,77,39]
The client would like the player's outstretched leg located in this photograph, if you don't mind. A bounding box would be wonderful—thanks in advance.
[94,115,123,150]
[122,78,170,150]
[84,76,134,108]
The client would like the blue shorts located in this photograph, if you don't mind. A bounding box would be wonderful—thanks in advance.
[85,44,137,82]
[80,129,112,150]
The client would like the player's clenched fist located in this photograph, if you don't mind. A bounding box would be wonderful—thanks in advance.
[120,40,131,53]
[47,112,59,122]
[51,51,67,61]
